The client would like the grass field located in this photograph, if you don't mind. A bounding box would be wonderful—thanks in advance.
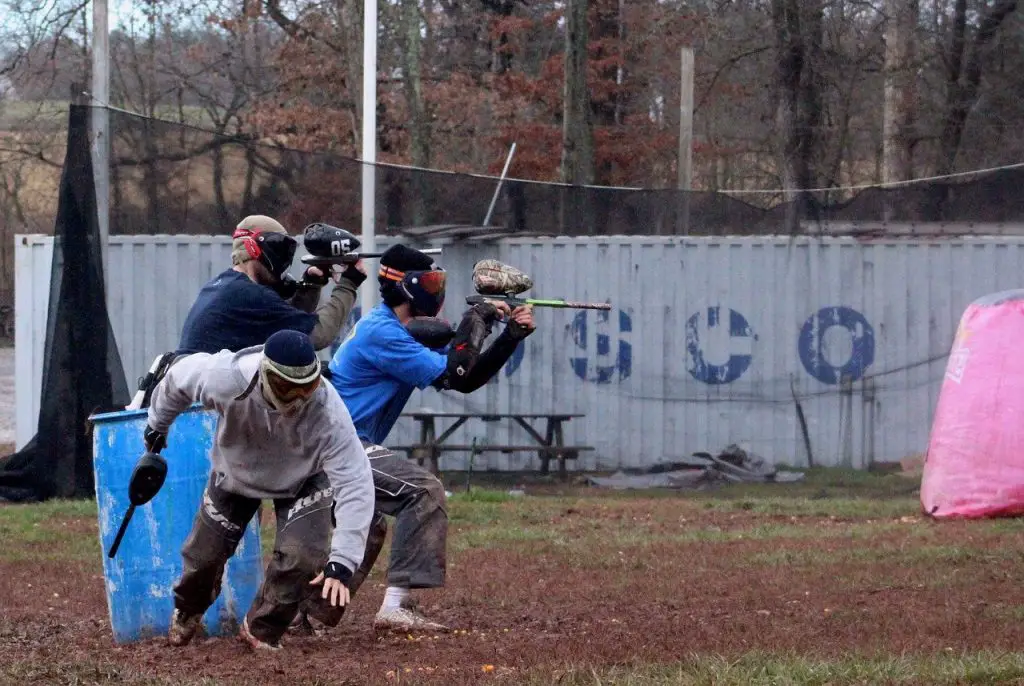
[3,468,1024,685]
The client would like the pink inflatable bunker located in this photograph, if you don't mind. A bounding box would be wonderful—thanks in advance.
[922,290,1024,518]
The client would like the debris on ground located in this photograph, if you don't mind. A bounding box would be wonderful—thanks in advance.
[899,452,926,478]
[584,444,805,490]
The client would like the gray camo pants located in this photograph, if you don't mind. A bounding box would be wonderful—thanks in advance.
[173,470,335,644]
[300,442,448,627]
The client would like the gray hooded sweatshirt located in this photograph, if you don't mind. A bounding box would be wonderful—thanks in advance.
[146,346,375,575]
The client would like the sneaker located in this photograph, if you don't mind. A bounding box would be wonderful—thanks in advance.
[239,616,282,651]
[373,604,450,633]
[168,608,201,647]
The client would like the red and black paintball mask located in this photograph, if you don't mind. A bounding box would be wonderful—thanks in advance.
[378,245,446,317]
[232,215,298,281]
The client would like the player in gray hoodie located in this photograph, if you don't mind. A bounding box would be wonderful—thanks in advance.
[144,329,375,651]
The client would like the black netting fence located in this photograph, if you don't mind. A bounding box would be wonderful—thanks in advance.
[0,104,128,502]
[103,108,1024,239]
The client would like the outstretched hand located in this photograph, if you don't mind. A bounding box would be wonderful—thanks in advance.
[309,571,351,608]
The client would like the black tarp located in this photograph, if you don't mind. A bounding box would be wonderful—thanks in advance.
[0,104,129,502]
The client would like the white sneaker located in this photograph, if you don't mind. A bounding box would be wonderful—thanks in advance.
[373,605,450,633]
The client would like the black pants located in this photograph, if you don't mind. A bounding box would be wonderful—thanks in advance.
[173,470,335,644]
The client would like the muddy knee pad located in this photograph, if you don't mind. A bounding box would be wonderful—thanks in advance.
[422,477,449,519]
[267,542,324,606]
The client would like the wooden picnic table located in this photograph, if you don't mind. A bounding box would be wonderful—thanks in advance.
[393,411,593,478]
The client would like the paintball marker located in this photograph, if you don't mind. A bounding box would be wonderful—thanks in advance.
[467,259,611,311]
[107,450,168,559]
[300,222,440,269]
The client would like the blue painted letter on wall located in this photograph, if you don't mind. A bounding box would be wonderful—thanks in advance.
[570,309,632,383]
[798,306,875,384]
[686,306,756,384]
[504,341,525,377]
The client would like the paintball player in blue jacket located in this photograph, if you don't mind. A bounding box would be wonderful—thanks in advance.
[289,244,536,634]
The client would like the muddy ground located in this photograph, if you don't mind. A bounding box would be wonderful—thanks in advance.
[3,478,1024,685]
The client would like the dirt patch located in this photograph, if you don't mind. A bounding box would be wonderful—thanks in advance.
[2,495,1023,685]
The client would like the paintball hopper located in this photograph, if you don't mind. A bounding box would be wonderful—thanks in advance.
[468,259,611,311]
[301,222,361,264]
[472,260,533,296]
[107,451,168,559]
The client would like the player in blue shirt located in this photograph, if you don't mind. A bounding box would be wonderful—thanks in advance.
[293,245,535,634]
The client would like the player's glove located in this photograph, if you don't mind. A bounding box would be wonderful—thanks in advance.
[338,263,367,288]
[143,425,167,453]
[506,316,535,340]
[324,561,352,585]
[300,266,330,287]
[274,274,299,299]
[311,561,352,608]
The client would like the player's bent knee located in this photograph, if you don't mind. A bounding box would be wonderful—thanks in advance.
[422,478,448,513]
[274,542,326,581]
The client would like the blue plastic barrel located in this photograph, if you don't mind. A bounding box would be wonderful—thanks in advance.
[91,405,264,644]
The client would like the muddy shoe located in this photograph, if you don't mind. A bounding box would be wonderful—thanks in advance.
[286,610,329,637]
[168,608,201,647]
[239,617,282,651]
[373,605,450,633]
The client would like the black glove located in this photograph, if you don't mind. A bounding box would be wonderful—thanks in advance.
[471,301,501,322]
[506,316,536,341]
[338,263,367,288]
[274,274,299,299]
[301,266,330,287]
[324,561,353,586]
[143,425,167,453]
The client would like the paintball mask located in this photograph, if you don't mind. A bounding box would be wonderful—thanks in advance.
[379,264,447,317]
[233,227,298,281]
[259,330,322,416]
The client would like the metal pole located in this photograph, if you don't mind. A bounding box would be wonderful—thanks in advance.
[360,0,378,318]
[676,46,694,235]
[483,142,517,226]
[91,0,110,287]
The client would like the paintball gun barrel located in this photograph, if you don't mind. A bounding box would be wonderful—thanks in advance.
[466,294,611,310]
[300,222,439,268]
[468,259,611,311]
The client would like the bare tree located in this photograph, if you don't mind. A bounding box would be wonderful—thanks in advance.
[883,0,919,183]
[935,0,1018,175]
[772,0,824,230]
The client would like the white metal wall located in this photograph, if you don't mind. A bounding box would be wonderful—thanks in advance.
[17,235,1024,471]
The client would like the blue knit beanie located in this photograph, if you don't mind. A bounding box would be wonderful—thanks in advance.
[263,330,320,383]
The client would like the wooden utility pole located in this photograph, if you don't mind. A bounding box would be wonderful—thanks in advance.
[676,47,694,235]
[560,0,594,233]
